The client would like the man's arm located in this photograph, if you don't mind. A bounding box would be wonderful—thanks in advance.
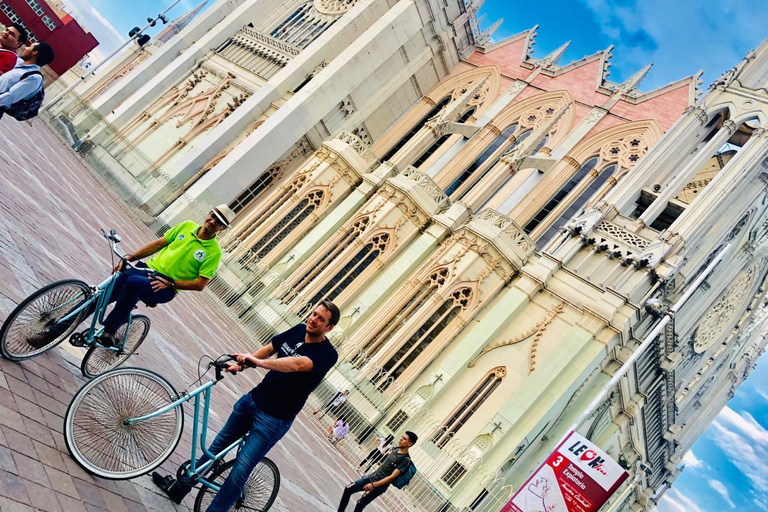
[155,275,209,292]
[365,469,402,491]
[226,343,278,373]
[126,237,169,261]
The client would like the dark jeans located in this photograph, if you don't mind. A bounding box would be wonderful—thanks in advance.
[102,265,175,332]
[174,393,293,512]
[337,476,388,512]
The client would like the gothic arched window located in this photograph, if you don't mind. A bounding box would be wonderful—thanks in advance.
[413,108,476,169]
[446,124,519,197]
[524,156,600,235]
[248,190,324,259]
[302,232,390,311]
[383,98,451,162]
[373,286,472,391]
[432,367,505,447]
[536,162,618,246]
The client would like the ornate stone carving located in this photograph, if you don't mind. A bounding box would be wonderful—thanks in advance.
[468,303,564,374]
[314,0,358,15]
[400,166,451,212]
[595,222,651,250]
[335,131,378,166]
[693,265,757,353]
[475,209,535,253]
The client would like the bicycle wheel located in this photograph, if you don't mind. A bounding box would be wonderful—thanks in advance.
[194,457,280,512]
[81,314,150,378]
[0,279,91,360]
[63,367,184,480]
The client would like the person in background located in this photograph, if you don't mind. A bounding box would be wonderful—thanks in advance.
[0,24,27,74]
[0,42,53,114]
[329,417,351,445]
[358,434,394,473]
[314,389,349,419]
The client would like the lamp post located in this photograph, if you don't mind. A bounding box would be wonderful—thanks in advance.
[41,0,183,113]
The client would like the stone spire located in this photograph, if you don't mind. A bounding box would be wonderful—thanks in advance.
[155,1,209,44]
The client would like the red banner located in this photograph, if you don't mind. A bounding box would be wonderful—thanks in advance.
[501,431,628,512]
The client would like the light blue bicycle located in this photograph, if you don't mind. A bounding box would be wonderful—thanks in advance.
[0,229,152,377]
[63,356,280,511]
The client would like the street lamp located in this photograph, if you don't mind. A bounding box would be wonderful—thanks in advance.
[41,0,183,113]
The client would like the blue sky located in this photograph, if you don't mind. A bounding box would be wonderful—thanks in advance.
[62,1,768,511]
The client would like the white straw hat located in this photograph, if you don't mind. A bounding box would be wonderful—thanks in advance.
[211,204,236,227]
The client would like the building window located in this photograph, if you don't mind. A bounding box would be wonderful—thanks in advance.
[41,14,56,30]
[445,124,521,198]
[432,367,505,448]
[537,163,618,246]
[382,97,451,162]
[373,287,472,390]
[229,163,284,213]
[0,4,36,42]
[387,410,409,431]
[248,189,324,259]
[524,156,600,235]
[412,108,476,169]
[441,462,468,488]
[25,0,45,15]
[302,232,389,310]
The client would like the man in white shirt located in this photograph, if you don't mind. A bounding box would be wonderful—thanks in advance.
[0,42,53,111]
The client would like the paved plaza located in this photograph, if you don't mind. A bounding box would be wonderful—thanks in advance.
[0,119,390,512]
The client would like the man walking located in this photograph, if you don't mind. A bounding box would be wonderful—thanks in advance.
[27,206,233,348]
[0,41,53,112]
[337,431,418,512]
[0,24,27,74]
[153,300,341,511]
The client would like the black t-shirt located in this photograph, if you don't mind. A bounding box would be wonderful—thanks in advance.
[251,324,338,420]
[368,449,411,482]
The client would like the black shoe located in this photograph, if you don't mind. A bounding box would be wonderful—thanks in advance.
[96,331,119,348]
[26,331,58,349]
[152,472,189,505]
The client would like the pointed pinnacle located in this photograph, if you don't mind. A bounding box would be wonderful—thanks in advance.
[540,40,571,68]
[619,63,653,93]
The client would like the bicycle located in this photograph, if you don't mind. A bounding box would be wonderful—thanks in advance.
[63,356,280,511]
[0,229,153,378]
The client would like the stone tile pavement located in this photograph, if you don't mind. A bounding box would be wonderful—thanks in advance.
[0,119,390,512]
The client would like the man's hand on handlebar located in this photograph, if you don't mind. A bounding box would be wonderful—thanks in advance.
[225,353,259,374]
[112,258,129,274]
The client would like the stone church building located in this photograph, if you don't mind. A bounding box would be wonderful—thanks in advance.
[48,0,768,510]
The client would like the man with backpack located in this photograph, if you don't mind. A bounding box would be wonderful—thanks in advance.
[337,431,418,512]
[0,24,28,74]
[0,41,53,120]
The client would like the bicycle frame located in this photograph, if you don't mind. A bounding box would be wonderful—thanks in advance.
[126,377,242,493]
[52,272,135,351]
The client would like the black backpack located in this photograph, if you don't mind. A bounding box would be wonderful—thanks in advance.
[4,70,44,121]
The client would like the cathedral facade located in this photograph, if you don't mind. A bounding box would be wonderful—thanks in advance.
[46,1,768,511]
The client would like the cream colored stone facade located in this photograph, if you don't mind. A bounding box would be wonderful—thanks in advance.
[46,2,768,510]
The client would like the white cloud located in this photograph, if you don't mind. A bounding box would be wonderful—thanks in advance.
[708,406,768,509]
[682,449,705,470]
[656,488,705,512]
[710,479,736,508]
[580,0,768,91]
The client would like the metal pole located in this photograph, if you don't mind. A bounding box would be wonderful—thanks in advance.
[41,0,184,113]
[565,243,731,435]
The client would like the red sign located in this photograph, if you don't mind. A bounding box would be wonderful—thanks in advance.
[501,431,628,512]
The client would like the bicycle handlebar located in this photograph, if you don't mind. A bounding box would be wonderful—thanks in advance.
[212,355,257,381]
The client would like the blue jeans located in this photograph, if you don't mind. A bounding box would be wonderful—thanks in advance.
[181,393,293,512]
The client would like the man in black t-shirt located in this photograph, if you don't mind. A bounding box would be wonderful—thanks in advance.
[337,431,418,512]
[152,301,340,511]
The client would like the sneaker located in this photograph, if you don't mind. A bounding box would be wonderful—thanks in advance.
[152,472,190,505]
[96,331,119,348]
[26,331,58,349]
